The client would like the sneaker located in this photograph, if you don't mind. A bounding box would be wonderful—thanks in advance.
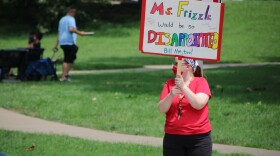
[60,78,67,82]
[59,77,71,82]
[65,75,72,81]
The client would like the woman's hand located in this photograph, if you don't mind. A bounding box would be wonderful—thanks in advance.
[158,86,181,113]
[170,86,181,96]
[175,75,189,89]
[175,75,184,88]
[175,75,192,89]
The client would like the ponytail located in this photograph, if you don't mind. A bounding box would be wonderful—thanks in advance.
[194,66,202,77]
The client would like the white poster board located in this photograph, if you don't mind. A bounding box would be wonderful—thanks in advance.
[139,0,225,62]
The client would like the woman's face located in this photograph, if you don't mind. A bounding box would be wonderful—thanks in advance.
[173,59,193,76]
[181,61,193,74]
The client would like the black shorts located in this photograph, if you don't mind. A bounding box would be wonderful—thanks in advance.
[61,45,79,64]
[163,132,212,156]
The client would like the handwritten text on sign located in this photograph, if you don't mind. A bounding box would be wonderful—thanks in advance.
[139,0,225,62]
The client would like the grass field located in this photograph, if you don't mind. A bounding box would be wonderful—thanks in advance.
[0,1,279,70]
[0,130,249,156]
[0,65,279,150]
[0,130,162,156]
[0,1,279,154]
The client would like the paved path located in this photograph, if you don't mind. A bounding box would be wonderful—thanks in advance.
[1,108,280,156]
[2,62,279,82]
[60,62,280,75]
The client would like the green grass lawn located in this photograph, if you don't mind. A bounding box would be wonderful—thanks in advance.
[0,1,279,70]
[0,0,279,154]
[0,130,249,156]
[0,65,279,150]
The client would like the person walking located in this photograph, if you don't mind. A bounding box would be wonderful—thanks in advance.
[54,7,86,82]
[158,58,212,156]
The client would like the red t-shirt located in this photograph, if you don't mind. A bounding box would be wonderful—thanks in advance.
[160,77,212,135]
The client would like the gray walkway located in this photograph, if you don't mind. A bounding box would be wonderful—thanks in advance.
[61,62,280,75]
[1,108,280,156]
[2,62,279,83]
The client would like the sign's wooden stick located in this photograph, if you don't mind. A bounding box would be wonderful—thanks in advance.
[177,57,183,76]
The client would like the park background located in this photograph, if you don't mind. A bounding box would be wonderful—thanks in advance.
[0,0,279,155]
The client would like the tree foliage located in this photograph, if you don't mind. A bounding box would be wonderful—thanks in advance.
[0,0,111,33]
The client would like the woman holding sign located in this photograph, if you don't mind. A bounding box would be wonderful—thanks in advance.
[158,58,212,156]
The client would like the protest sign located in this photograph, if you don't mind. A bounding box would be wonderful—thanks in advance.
[139,0,225,62]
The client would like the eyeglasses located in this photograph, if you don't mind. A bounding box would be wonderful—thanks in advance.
[173,62,190,66]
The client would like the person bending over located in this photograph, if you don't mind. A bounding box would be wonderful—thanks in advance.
[158,58,212,156]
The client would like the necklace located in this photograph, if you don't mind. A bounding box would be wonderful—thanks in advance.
[177,94,185,120]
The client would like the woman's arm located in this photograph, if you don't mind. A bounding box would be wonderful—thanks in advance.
[175,75,210,110]
[181,87,209,110]
[158,86,181,113]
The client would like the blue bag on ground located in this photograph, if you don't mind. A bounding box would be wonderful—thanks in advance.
[25,58,57,81]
